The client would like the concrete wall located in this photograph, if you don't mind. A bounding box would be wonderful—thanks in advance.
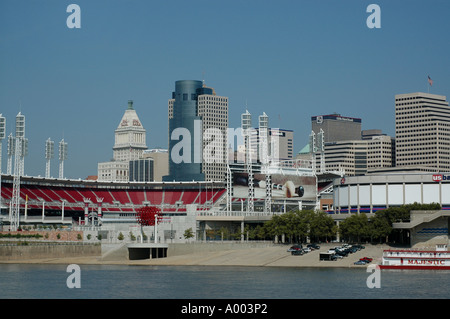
[411,215,449,249]
[0,243,101,261]
[0,231,83,241]
[167,241,277,257]
[97,241,277,261]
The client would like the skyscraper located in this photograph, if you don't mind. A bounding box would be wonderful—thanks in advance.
[311,114,362,143]
[98,100,148,181]
[113,100,148,162]
[309,114,395,175]
[395,92,450,171]
[249,128,294,162]
[164,80,228,182]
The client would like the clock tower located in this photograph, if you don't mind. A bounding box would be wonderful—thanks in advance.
[113,100,148,162]
[98,100,148,182]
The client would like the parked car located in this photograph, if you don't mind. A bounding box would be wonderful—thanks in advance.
[302,247,311,253]
[360,257,373,263]
[287,244,303,252]
[307,243,320,250]
[291,249,304,256]
[354,260,367,265]
[335,250,348,257]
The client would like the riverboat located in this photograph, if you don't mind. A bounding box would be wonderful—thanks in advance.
[380,244,450,270]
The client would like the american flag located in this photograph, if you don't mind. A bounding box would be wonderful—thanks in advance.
[428,75,433,86]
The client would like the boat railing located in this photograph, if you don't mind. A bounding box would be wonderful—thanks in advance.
[383,250,450,258]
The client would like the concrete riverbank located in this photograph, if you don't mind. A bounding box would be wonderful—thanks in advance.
[0,242,388,268]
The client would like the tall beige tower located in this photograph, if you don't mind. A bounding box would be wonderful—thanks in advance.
[395,92,450,172]
[113,100,147,162]
[197,88,228,181]
[98,100,148,181]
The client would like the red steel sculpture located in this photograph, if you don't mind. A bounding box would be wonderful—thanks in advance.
[136,206,162,226]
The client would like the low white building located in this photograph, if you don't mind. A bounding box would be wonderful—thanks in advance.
[333,172,450,214]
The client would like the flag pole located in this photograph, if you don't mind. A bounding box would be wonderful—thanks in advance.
[427,75,433,94]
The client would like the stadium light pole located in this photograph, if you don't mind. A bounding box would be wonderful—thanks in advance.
[59,139,68,179]
[259,112,272,214]
[0,114,5,210]
[241,110,254,213]
[45,138,54,178]
[7,133,14,175]
[10,112,26,231]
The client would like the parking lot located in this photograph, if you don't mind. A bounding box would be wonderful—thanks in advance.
[277,243,385,268]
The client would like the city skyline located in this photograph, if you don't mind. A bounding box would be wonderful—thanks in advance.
[1,0,449,179]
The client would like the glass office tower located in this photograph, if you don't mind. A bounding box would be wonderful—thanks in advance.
[164,80,206,181]
[164,80,229,182]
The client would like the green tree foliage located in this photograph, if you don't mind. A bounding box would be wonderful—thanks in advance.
[369,211,392,243]
[263,210,336,243]
[310,211,338,242]
[339,213,370,243]
[339,202,441,243]
[183,228,194,240]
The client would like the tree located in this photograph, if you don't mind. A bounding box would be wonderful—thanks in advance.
[371,202,441,244]
[243,224,266,241]
[263,210,335,243]
[369,211,392,243]
[310,211,337,242]
[339,214,370,243]
[184,228,194,241]
[219,226,230,241]
[263,214,285,241]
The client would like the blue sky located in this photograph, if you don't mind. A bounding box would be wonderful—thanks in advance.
[1,0,449,179]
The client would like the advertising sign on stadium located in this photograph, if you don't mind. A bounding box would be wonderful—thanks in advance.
[233,172,317,201]
[432,174,450,182]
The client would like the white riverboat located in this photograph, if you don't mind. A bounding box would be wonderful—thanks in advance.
[380,244,450,270]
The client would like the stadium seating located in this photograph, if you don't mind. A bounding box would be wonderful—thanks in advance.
[1,182,226,214]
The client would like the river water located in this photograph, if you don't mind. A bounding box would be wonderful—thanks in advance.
[0,264,449,299]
